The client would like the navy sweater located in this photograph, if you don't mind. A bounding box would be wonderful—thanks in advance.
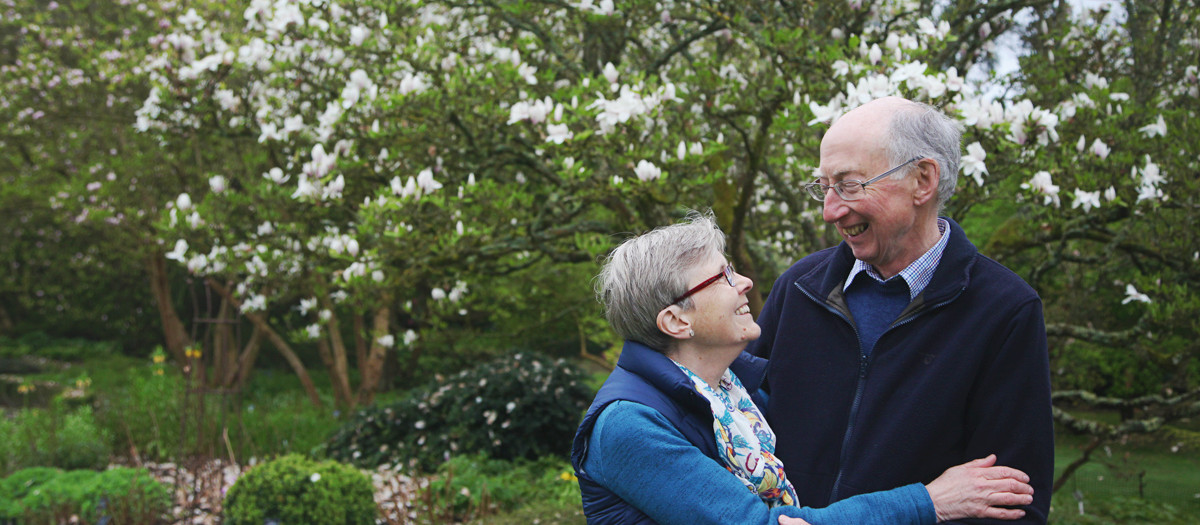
[749,218,1054,524]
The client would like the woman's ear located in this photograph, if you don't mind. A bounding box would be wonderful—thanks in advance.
[912,158,940,207]
[657,305,693,340]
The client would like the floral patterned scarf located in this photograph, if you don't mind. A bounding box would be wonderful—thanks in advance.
[675,363,798,507]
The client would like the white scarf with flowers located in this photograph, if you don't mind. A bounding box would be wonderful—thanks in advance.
[675,362,798,507]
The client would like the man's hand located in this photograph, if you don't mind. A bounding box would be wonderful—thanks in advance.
[926,454,1034,522]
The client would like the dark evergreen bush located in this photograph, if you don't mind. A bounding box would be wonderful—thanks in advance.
[324,352,591,470]
[222,454,376,525]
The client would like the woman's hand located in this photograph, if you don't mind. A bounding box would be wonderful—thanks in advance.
[926,454,1034,522]
[778,517,811,525]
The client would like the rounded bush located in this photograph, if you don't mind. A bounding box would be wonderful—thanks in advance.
[324,352,591,470]
[222,454,376,525]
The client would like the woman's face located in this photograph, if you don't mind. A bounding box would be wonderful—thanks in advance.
[682,251,760,348]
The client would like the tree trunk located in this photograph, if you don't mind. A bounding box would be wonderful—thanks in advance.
[147,253,192,364]
[226,324,263,389]
[212,298,235,387]
[206,278,322,407]
[353,314,368,372]
[356,304,391,406]
[0,303,14,335]
[321,300,354,409]
[315,337,352,408]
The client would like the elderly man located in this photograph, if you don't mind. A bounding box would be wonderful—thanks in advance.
[750,97,1053,524]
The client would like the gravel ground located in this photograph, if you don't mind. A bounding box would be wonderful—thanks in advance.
[127,458,427,524]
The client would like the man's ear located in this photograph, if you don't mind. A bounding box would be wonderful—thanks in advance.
[657,305,693,340]
[912,158,940,207]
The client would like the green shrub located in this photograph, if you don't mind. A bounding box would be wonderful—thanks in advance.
[11,466,169,524]
[4,400,111,473]
[94,364,184,461]
[222,454,376,525]
[240,390,341,458]
[324,353,591,470]
[414,454,583,522]
[86,467,173,524]
[0,467,62,520]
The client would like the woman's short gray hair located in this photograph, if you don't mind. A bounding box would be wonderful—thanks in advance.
[886,101,963,209]
[595,210,726,352]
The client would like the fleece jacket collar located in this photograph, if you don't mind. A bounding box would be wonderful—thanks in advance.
[799,217,979,313]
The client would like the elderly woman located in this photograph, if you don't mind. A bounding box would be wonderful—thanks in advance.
[571,212,1034,525]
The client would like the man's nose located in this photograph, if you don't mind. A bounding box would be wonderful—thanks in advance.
[822,190,848,223]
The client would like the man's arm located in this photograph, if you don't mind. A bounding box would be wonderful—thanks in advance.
[950,298,1054,524]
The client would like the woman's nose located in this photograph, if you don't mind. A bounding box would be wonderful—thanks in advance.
[736,271,754,293]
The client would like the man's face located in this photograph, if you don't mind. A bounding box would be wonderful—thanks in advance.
[817,143,924,278]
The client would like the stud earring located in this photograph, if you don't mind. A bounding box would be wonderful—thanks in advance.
[688,330,695,337]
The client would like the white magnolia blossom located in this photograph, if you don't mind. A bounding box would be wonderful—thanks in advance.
[431,287,447,301]
[1022,171,1061,207]
[186,212,204,229]
[448,281,469,302]
[323,174,345,200]
[1138,115,1167,138]
[343,261,369,281]
[961,142,988,186]
[589,82,676,134]
[305,323,321,339]
[633,160,662,182]
[377,334,395,348]
[1089,138,1111,159]
[602,61,619,84]
[298,297,317,316]
[546,123,572,144]
[1072,188,1102,213]
[241,294,267,313]
[209,175,227,193]
[507,97,553,124]
[186,253,208,274]
[165,239,189,262]
[1083,72,1109,89]
[416,168,443,195]
[176,192,193,210]
[402,329,419,346]
[1121,284,1152,305]
[348,25,369,46]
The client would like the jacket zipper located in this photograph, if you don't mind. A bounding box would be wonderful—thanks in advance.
[793,282,965,503]
[793,282,864,503]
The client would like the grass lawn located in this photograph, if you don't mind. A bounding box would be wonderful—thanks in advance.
[1049,414,1200,524]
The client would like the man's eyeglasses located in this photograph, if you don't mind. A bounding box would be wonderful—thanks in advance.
[671,264,736,305]
[803,156,924,201]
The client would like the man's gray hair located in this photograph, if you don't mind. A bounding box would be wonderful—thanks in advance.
[886,101,963,209]
[595,210,726,352]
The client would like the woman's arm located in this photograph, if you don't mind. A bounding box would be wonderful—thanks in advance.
[585,401,933,525]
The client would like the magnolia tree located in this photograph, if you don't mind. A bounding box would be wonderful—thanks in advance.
[0,0,200,354]
[5,0,1200,470]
